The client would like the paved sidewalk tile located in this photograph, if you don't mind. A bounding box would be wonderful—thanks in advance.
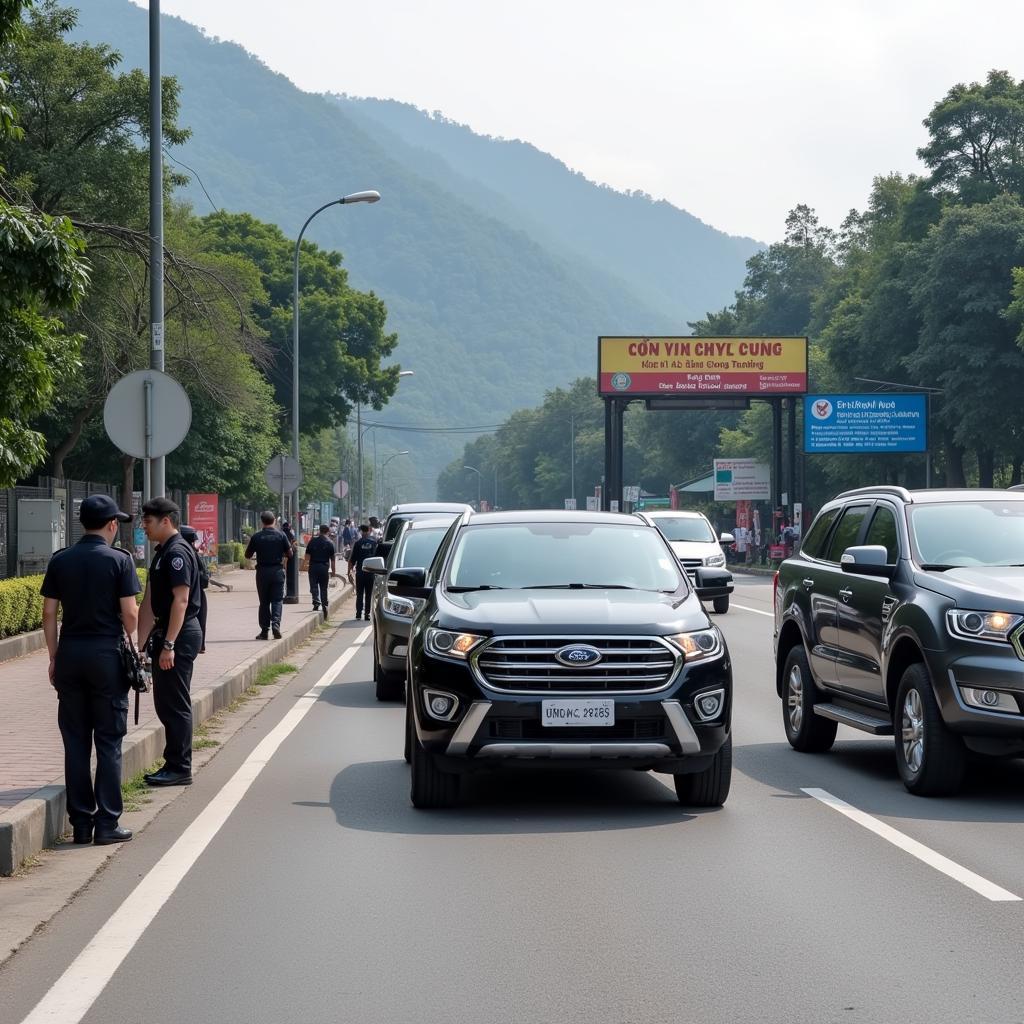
[0,570,345,810]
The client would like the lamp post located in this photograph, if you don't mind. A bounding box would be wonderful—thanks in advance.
[570,412,576,503]
[380,451,410,508]
[357,369,413,523]
[464,465,482,510]
[289,189,379,603]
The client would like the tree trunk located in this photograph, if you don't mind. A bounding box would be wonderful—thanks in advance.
[945,437,966,487]
[977,449,995,488]
[119,455,136,549]
[50,402,98,481]
[1012,456,1023,487]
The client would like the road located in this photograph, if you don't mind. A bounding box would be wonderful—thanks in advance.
[4,576,1024,1023]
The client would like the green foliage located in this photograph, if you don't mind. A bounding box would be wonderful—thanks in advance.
[217,542,245,565]
[0,574,43,637]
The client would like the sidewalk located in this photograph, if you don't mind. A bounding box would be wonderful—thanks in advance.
[0,569,352,873]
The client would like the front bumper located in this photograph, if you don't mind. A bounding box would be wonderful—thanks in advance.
[377,610,414,673]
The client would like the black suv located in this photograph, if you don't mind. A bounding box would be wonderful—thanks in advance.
[775,486,1024,795]
[389,510,734,808]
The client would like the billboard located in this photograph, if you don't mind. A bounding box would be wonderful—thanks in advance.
[599,336,807,397]
[804,394,927,453]
[186,493,218,556]
[713,459,771,500]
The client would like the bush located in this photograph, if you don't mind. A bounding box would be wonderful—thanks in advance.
[218,542,247,566]
[0,576,44,638]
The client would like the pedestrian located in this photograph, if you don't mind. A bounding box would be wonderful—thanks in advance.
[306,524,337,619]
[179,525,209,653]
[245,511,293,639]
[368,516,383,541]
[341,518,357,559]
[137,497,203,788]
[40,495,140,845]
[347,523,378,621]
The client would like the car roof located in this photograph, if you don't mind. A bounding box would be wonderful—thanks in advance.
[387,502,471,515]
[399,517,456,532]
[832,486,1024,506]
[464,510,649,526]
[641,510,706,519]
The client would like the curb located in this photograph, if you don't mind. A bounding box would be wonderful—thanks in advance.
[0,583,352,876]
[0,629,47,665]
[731,565,778,578]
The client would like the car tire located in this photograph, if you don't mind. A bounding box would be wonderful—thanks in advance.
[895,663,966,796]
[674,735,732,807]
[373,644,403,702]
[410,727,459,809]
[713,596,729,614]
[404,696,412,765]
[781,644,837,753]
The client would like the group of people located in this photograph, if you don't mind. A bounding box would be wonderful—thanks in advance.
[42,495,206,846]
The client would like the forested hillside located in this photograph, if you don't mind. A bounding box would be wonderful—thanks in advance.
[71,0,756,488]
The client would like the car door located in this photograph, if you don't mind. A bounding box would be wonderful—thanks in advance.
[831,501,900,704]
[793,506,843,686]
[814,504,872,691]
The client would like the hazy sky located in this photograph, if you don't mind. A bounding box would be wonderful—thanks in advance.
[146,0,1024,242]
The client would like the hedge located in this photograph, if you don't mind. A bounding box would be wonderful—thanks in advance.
[217,541,247,566]
[0,567,149,639]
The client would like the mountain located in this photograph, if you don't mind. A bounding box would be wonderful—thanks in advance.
[72,0,760,492]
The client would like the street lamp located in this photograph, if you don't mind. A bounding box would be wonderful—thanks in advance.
[380,450,410,508]
[464,465,482,510]
[289,189,380,602]
[357,369,414,522]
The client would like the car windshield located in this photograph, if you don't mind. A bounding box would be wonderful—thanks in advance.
[397,528,447,569]
[446,522,684,592]
[909,501,1024,567]
[650,517,716,543]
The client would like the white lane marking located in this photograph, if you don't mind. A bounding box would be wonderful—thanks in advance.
[19,627,373,1024]
[731,603,774,618]
[803,787,1021,903]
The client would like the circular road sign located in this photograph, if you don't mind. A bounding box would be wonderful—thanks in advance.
[332,479,349,500]
[103,369,192,459]
[265,454,303,493]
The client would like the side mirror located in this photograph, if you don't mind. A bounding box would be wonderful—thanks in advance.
[719,532,735,545]
[841,545,896,579]
[388,566,431,599]
[362,556,387,576]
[694,566,733,601]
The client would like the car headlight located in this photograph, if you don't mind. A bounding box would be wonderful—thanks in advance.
[946,610,1024,644]
[705,553,726,567]
[383,595,416,617]
[425,627,486,660]
[668,628,724,662]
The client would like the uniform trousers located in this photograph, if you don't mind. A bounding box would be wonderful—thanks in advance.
[308,564,329,609]
[255,565,285,631]
[151,620,203,774]
[54,637,128,830]
[355,570,373,618]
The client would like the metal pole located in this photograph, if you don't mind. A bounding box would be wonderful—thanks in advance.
[356,401,363,523]
[494,465,498,510]
[603,399,613,511]
[925,393,932,488]
[787,397,797,521]
[570,412,575,503]
[772,399,784,511]
[149,0,165,498]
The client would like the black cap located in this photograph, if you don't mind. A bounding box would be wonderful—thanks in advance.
[180,525,198,543]
[80,494,132,528]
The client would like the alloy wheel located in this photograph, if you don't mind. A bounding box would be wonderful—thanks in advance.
[902,687,924,774]
[787,664,804,732]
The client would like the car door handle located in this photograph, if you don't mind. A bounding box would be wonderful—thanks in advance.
[802,578,815,591]
[838,587,853,602]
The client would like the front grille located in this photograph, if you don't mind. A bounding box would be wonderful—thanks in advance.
[488,718,667,741]
[680,557,702,577]
[473,636,679,694]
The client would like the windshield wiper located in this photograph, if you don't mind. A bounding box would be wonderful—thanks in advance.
[919,564,955,571]
[521,583,638,590]
[446,584,506,592]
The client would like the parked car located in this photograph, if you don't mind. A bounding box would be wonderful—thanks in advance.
[377,502,472,561]
[774,486,1024,795]
[636,510,734,613]
[363,517,455,701]
[390,509,734,808]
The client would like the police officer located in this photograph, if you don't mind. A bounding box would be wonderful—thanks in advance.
[41,494,140,845]
[138,497,203,788]
[306,524,337,619]
[245,511,292,639]
[347,523,378,621]
[179,525,210,653]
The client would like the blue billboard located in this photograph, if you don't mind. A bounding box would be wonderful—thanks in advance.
[804,394,927,453]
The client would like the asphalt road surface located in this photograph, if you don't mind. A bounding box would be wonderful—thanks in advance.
[4,576,1024,1023]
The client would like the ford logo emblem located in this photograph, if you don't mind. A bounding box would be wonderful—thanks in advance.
[555,644,603,668]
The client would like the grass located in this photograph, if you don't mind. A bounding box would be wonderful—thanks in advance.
[121,761,163,812]
[193,720,219,751]
[255,662,297,686]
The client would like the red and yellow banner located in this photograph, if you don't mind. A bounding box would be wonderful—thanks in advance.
[598,336,807,396]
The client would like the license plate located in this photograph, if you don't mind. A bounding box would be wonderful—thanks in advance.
[541,699,615,727]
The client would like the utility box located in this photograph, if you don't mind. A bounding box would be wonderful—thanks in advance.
[18,498,65,575]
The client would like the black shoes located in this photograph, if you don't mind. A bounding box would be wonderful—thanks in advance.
[145,769,193,787]
[257,630,269,640]
[364,615,371,621]
[72,825,93,845]
[312,603,320,612]
[94,827,133,845]
[272,626,282,639]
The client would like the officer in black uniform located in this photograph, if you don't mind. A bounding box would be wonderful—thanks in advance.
[245,511,293,639]
[41,494,139,845]
[138,497,203,788]
[347,524,378,621]
[306,524,337,619]
[179,525,210,652]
